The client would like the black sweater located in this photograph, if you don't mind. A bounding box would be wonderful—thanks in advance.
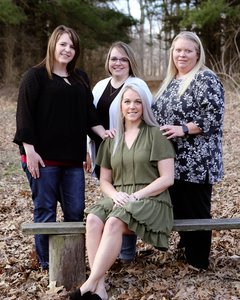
[13,66,100,164]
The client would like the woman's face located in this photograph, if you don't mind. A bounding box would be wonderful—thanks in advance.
[173,38,199,75]
[108,47,130,79]
[54,32,76,66]
[121,88,143,124]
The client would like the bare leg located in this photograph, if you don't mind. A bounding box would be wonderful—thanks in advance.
[80,217,130,298]
[86,214,104,268]
[85,214,108,298]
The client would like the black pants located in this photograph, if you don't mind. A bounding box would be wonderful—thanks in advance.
[169,179,212,269]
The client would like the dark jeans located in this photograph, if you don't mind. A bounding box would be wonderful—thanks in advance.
[22,163,85,269]
[119,234,137,261]
[169,179,213,269]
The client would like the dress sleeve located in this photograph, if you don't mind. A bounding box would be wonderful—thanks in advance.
[13,67,41,146]
[95,138,112,169]
[192,70,224,136]
[149,127,176,161]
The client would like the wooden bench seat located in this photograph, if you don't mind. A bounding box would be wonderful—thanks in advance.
[21,217,240,290]
[172,218,240,231]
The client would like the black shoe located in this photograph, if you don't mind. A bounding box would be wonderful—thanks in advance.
[68,288,81,300]
[177,239,185,249]
[90,294,102,300]
[68,289,92,300]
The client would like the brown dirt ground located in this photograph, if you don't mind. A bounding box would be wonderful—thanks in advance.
[0,83,239,300]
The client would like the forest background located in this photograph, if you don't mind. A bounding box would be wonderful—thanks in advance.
[0,0,240,299]
[0,0,240,88]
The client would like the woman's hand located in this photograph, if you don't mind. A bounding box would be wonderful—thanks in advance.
[91,125,116,140]
[160,122,202,139]
[102,128,116,139]
[160,125,185,139]
[112,191,131,207]
[23,143,45,179]
[83,152,92,173]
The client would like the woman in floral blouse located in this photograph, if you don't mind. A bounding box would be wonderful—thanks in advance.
[152,31,224,270]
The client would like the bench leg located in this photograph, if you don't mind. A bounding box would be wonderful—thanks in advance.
[49,233,85,290]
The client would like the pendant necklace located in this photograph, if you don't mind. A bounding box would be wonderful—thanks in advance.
[110,83,124,97]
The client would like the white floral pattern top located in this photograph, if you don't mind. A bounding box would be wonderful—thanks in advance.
[152,69,224,184]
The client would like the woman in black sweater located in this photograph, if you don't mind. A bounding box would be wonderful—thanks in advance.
[14,25,112,270]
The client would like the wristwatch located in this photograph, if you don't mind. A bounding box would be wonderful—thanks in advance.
[182,124,189,136]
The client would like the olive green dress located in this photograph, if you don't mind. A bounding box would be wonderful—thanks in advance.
[86,121,175,250]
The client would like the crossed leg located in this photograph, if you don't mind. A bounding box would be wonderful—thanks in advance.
[80,213,133,299]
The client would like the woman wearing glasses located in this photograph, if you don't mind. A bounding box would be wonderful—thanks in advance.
[88,41,153,265]
[89,41,153,178]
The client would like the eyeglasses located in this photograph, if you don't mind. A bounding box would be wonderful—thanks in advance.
[109,57,129,63]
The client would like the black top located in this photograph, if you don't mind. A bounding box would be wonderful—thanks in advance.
[90,80,123,151]
[13,66,100,164]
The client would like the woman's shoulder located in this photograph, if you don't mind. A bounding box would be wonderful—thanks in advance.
[98,136,114,152]
[74,68,91,83]
[23,66,45,76]
[196,68,220,82]
[20,66,47,85]
[94,77,111,87]
[142,122,160,136]
[193,68,224,95]
[75,68,88,77]
[143,123,175,154]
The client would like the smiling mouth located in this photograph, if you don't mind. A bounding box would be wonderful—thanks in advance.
[61,53,71,57]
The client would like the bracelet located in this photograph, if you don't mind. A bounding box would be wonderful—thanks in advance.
[131,194,139,201]
[182,124,189,136]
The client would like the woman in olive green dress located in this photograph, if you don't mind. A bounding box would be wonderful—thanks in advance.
[69,83,175,300]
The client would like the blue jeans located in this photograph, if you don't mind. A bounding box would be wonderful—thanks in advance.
[22,163,85,269]
[119,234,137,261]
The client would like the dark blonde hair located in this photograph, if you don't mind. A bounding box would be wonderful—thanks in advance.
[38,25,80,79]
[105,41,141,78]
[156,31,207,98]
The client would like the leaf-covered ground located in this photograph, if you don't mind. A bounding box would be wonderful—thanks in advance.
[0,85,239,300]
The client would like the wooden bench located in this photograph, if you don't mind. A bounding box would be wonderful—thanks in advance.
[21,218,240,290]
[22,222,86,291]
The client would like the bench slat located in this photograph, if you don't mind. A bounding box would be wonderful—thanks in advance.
[172,218,240,231]
[21,218,240,235]
[21,222,86,235]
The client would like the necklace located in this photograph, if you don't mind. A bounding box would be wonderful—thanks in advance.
[110,83,124,97]
[53,72,69,78]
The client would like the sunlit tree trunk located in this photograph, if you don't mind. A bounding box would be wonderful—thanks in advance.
[138,0,145,74]
[3,25,17,85]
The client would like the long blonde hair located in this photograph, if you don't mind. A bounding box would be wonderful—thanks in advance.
[155,31,207,99]
[113,83,158,154]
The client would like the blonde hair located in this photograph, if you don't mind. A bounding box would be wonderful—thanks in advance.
[113,83,157,154]
[37,25,80,79]
[156,31,207,99]
[105,41,141,78]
